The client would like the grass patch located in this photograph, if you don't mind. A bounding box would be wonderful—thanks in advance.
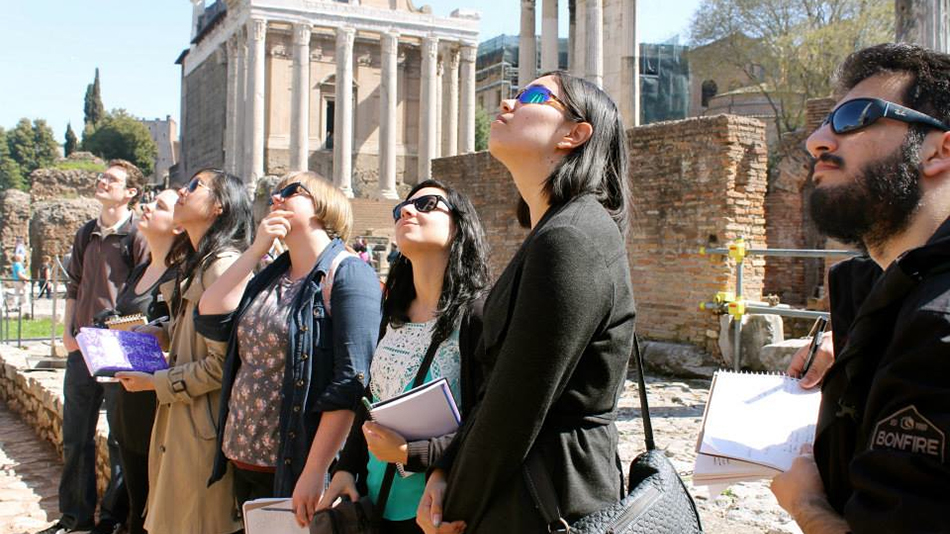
[52,160,106,172]
[0,317,65,339]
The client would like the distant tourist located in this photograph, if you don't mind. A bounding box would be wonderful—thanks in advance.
[10,252,29,310]
[36,256,52,299]
[14,235,27,259]
[39,159,148,534]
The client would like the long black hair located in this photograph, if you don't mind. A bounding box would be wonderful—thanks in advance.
[516,71,631,233]
[384,179,490,349]
[167,168,254,315]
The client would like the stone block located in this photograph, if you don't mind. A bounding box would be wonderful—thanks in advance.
[718,313,785,371]
[640,340,719,378]
[759,337,811,373]
[30,198,101,267]
[0,189,31,272]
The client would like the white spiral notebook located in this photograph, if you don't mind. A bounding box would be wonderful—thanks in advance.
[693,370,822,489]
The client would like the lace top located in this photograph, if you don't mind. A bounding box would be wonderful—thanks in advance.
[371,320,461,403]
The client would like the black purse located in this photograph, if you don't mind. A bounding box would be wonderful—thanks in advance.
[523,337,704,533]
[310,337,444,534]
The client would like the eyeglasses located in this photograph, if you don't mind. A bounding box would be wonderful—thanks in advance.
[392,194,453,222]
[823,97,950,135]
[96,172,125,186]
[515,85,567,109]
[183,176,210,194]
[268,182,313,205]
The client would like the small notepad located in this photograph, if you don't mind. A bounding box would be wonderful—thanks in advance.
[694,370,821,488]
[242,498,306,534]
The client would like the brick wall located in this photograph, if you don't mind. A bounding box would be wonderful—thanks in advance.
[433,115,769,357]
[351,198,400,239]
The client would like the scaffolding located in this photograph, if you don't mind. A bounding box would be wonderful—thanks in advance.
[698,237,859,370]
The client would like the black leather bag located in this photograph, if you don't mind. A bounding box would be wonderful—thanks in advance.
[523,337,704,533]
[309,337,443,534]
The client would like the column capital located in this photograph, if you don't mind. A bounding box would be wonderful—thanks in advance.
[381,30,399,53]
[337,26,356,39]
[447,46,460,69]
[292,23,312,45]
[460,43,477,63]
[423,34,439,53]
[248,18,267,41]
[521,0,536,8]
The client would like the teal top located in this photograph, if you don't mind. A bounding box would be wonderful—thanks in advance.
[365,322,461,521]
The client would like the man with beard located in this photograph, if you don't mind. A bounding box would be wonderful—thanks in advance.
[770,43,950,533]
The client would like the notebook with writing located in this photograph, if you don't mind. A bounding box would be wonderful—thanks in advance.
[693,370,822,488]
[242,498,306,534]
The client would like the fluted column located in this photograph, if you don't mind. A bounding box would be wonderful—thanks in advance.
[573,0,587,77]
[444,47,460,156]
[519,0,538,87]
[290,23,311,171]
[568,0,576,72]
[225,37,239,174]
[378,31,400,199]
[435,54,444,158]
[246,17,267,184]
[334,27,355,197]
[542,0,559,71]
[418,35,439,182]
[585,0,603,87]
[458,44,476,153]
[620,0,640,127]
[233,29,247,178]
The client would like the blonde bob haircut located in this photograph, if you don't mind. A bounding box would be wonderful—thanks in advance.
[276,171,354,242]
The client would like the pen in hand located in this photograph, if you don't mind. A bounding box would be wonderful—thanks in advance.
[800,317,828,379]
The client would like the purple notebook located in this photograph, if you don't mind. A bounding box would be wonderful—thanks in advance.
[76,327,168,377]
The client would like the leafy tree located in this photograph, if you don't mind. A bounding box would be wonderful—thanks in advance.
[32,119,59,167]
[690,0,893,139]
[475,106,491,152]
[6,119,36,172]
[0,128,25,191]
[82,109,157,176]
[83,68,105,127]
[64,123,78,157]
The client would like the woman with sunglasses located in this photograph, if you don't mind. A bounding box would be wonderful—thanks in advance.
[116,169,254,534]
[318,180,489,534]
[416,73,637,533]
[196,171,383,527]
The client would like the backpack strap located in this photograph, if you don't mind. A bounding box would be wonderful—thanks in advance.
[321,250,360,317]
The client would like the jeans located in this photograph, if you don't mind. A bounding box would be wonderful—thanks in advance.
[59,351,129,528]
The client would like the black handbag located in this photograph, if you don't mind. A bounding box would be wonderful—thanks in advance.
[523,336,704,533]
[310,336,444,534]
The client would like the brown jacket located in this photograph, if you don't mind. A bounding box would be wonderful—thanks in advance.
[145,251,244,534]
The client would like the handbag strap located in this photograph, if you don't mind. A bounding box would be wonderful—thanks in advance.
[372,331,445,516]
[523,335,654,531]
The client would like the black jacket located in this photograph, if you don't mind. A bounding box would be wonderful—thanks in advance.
[334,303,484,491]
[198,239,382,497]
[816,218,950,533]
[439,195,637,532]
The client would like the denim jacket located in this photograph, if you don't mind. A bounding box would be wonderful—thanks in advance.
[198,238,382,496]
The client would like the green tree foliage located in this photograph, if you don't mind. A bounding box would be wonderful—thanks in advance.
[690,0,894,138]
[82,109,157,176]
[84,68,105,127]
[5,118,58,176]
[64,123,78,157]
[0,128,25,191]
[475,106,491,152]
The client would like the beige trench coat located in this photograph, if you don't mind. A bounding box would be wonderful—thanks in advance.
[145,252,243,534]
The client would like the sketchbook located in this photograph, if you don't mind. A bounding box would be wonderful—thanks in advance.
[242,498,306,534]
[75,327,168,377]
[105,313,147,331]
[693,370,821,488]
[369,377,461,477]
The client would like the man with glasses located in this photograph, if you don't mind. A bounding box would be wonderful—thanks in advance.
[40,160,148,534]
[770,43,950,533]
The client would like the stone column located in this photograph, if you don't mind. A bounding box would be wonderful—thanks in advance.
[519,0,537,87]
[334,27,355,197]
[444,47,460,157]
[191,0,204,39]
[436,53,444,158]
[573,0,587,77]
[896,0,950,52]
[568,0,576,72]
[234,28,247,178]
[585,0,603,87]
[225,37,239,174]
[245,17,267,184]
[619,0,640,127]
[458,44,477,153]
[542,0,559,71]
[378,31,400,199]
[418,35,439,182]
[290,23,311,172]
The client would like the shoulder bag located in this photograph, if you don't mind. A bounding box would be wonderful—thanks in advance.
[523,336,704,533]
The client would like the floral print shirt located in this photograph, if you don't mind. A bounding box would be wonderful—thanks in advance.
[223,273,304,467]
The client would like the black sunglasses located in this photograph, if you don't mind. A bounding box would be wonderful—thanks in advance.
[392,194,453,222]
[183,176,209,194]
[824,97,950,135]
[268,182,313,206]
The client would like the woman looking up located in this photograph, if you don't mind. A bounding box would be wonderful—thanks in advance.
[417,72,637,533]
[197,171,383,527]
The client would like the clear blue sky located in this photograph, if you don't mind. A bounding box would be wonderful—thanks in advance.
[0,0,701,144]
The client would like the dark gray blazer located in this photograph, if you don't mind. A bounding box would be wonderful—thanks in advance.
[440,194,637,532]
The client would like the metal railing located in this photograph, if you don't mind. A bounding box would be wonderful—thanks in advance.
[0,254,67,350]
[699,238,860,370]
